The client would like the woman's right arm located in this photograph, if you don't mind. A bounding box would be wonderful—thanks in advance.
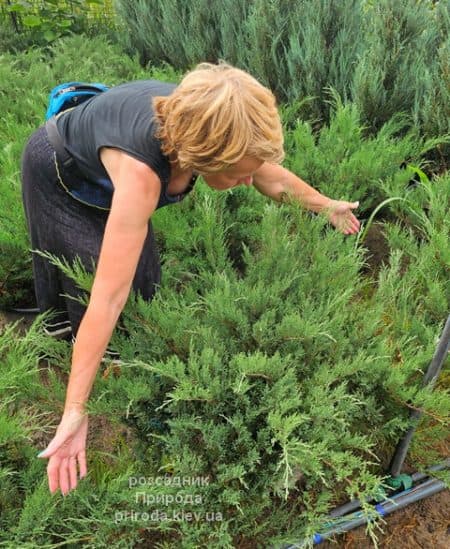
[64,149,162,413]
[37,150,162,495]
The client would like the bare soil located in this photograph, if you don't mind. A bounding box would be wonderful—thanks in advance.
[0,308,37,333]
[1,309,448,548]
[360,222,391,279]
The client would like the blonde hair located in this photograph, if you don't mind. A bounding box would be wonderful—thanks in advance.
[152,62,285,173]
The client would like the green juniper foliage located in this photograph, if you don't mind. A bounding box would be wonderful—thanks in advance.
[282,88,450,214]
[0,315,157,548]
[20,181,447,546]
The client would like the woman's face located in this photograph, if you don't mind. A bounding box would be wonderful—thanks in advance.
[202,157,263,191]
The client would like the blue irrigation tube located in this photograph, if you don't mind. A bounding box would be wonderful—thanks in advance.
[328,459,450,519]
[279,476,448,548]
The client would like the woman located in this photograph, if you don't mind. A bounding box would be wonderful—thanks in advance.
[27,62,360,495]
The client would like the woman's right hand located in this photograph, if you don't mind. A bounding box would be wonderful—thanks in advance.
[37,409,89,495]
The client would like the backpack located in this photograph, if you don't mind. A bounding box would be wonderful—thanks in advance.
[45,81,109,120]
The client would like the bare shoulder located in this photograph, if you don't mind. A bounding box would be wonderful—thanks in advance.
[99,147,161,196]
[253,161,286,196]
[253,161,284,180]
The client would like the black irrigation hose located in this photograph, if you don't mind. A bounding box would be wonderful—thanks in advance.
[409,460,450,484]
[280,476,448,548]
[389,315,450,477]
[328,459,450,519]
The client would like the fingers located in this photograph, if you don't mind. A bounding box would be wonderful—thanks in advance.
[344,222,360,234]
[68,456,78,491]
[47,456,61,494]
[343,212,360,235]
[328,201,361,235]
[59,457,70,496]
[46,452,87,496]
[78,449,87,479]
[342,218,360,235]
[38,412,88,495]
[347,213,360,228]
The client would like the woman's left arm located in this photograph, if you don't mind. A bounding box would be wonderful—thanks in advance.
[252,162,360,235]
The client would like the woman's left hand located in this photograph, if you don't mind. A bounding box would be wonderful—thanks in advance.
[325,200,361,235]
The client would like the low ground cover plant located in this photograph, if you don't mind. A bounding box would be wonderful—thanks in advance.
[1,179,448,547]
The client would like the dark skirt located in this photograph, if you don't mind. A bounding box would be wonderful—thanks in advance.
[20,125,161,337]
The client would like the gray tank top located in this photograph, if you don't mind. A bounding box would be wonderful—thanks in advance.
[56,80,197,210]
